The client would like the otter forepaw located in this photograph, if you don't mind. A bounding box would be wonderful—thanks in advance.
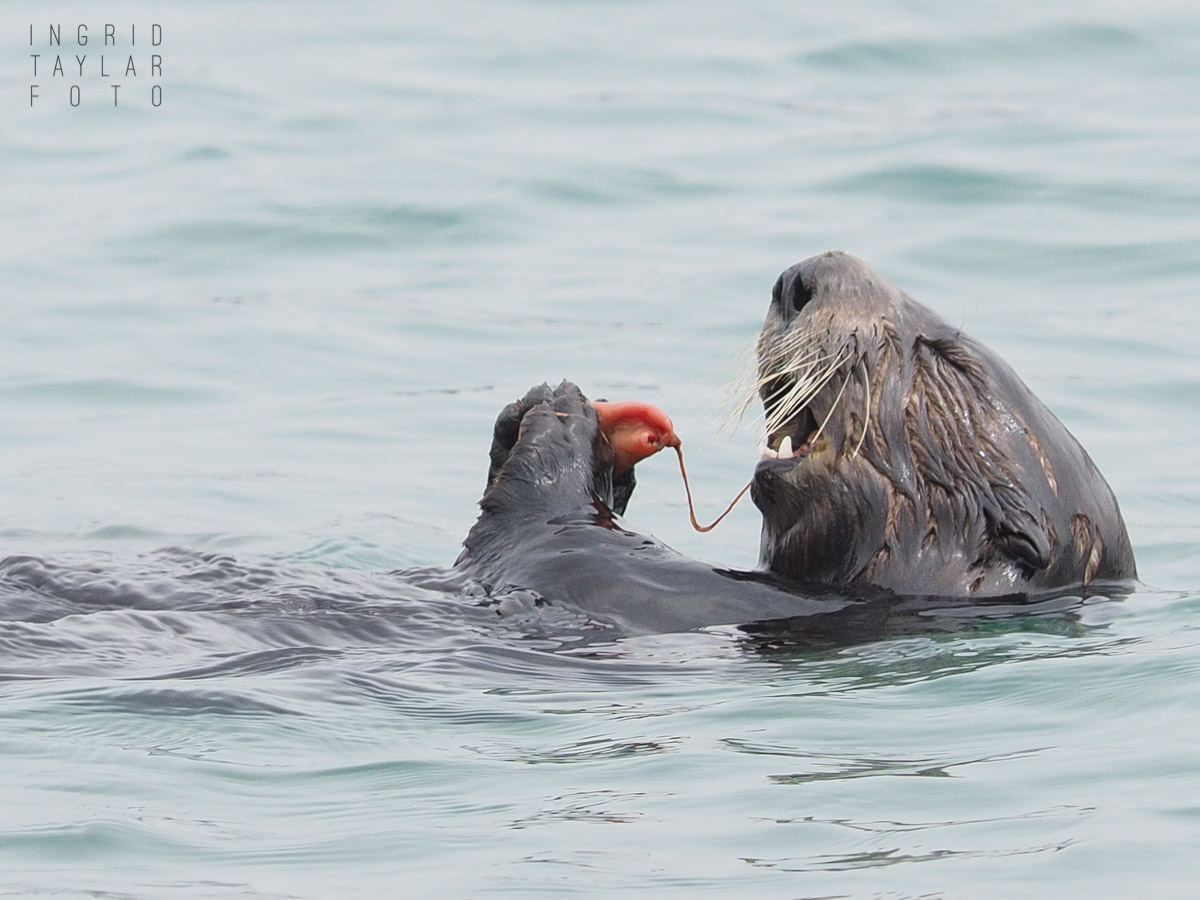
[480,381,635,518]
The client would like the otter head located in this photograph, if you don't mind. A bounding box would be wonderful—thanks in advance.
[750,251,1136,597]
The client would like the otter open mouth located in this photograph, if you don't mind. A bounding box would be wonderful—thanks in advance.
[758,376,819,461]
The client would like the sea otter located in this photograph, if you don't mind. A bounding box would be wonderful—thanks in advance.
[751,251,1135,596]
[457,252,1136,636]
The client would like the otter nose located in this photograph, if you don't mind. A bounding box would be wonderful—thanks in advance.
[771,266,815,319]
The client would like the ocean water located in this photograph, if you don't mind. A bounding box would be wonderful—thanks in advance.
[3,1,1200,897]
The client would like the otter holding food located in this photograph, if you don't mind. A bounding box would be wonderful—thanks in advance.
[457,252,1135,636]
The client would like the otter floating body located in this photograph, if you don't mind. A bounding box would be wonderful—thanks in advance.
[750,251,1135,596]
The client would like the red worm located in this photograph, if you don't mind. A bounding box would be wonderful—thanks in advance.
[591,400,750,532]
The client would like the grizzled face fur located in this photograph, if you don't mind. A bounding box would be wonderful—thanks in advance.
[747,251,1135,597]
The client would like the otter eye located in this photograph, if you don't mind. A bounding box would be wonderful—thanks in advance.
[789,276,814,313]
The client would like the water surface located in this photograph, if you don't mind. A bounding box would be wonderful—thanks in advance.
[3,1,1199,897]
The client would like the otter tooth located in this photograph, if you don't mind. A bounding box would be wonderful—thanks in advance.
[758,439,778,460]
[778,435,794,457]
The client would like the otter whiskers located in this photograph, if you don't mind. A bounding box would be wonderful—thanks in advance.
[808,358,855,450]
[761,347,852,440]
[721,333,823,431]
[851,357,870,459]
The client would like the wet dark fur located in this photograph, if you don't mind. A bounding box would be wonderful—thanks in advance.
[753,252,1136,596]
[457,254,1136,636]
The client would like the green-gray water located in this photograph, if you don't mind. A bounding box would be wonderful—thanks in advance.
[4,2,1199,896]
